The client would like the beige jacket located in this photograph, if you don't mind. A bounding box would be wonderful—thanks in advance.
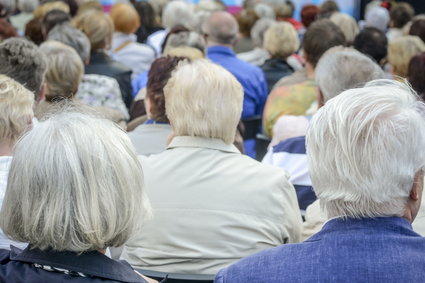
[121,136,302,275]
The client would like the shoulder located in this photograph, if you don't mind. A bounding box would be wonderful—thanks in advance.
[272,136,306,154]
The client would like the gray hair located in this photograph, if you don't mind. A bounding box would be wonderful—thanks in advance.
[0,38,47,99]
[162,1,194,29]
[315,47,385,103]
[17,0,39,13]
[48,23,91,62]
[203,11,239,45]
[0,106,151,252]
[254,3,275,19]
[164,31,206,54]
[251,18,275,47]
[307,80,425,218]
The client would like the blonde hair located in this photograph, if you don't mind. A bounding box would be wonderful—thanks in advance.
[0,106,151,252]
[330,13,359,45]
[33,1,70,19]
[163,46,204,60]
[73,10,113,51]
[0,75,34,143]
[39,41,84,102]
[388,35,425,78]
[263,21,299,59]
[110,3,140,34]
[164,59,243,144]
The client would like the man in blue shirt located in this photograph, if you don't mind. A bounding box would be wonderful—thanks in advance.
[203,11,268,157]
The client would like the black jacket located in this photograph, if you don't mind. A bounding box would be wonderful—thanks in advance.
[260,58,294,93]
[85,51,134,110]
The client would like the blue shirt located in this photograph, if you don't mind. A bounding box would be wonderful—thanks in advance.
[131,71,148,97]
[207,46,268,119]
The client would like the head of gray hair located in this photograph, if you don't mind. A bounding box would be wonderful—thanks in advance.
[254,3,275,19]
[0,105,151,252]
[203,11,239,45]
[17,0,39,13]
[251,18,275,47]
[48,23,91,62]
[315,47,385,103]
[164,31,206,54]
[162,1,194,29]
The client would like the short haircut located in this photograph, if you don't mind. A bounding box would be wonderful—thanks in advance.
[33,1,70,19]
[330,12,359,45]
[317,0,339,19]
[275,0,295,18]
[42,9,71,35]
[253,3,275,20]
[162,1,194,29]
[408,52,425,99]
[48,23,91,62]
[365,6,389,32]
[315,47,385,102]
[203,11,239,45]
[0,107,151,252]
[17,0,38,13]
[73,10,113,51]
[235,9,258,37]
[39,41,84,101]
[388,35,425,78]
[164,59,243,144]
[25,17,44,45]
[353,27,388,65]
[301,4,319,28]
[302,19,345,67]
[409,18,425,44]
[0,75,34,143]
[390,2,414,28]
[110,3,140,34]
[147,56,188,123]
[250,18,274,47]
[0,38,47,99]
[163,31,206,55]
[263,21,299,58]
[307,80,425,218]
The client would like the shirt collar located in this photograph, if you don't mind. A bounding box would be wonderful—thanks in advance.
[167,136,240,154]
[10,246,147,283]
[207,46,235,57]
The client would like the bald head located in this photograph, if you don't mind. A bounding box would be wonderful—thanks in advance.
[203,11,239,45]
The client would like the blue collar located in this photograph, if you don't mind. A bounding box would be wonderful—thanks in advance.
[144,119,168,125]
[207,46,235,57]
[9,246,148,282]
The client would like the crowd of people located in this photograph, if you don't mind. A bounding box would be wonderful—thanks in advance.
[1,0,425,282]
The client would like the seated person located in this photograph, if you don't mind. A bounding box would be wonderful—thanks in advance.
[216,79,425,282]
[0,106,155,282]
[121,59,302,275]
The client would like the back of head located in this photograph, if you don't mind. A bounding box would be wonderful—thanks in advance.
[365,6,390,32]
[34,1,70,19]
[307,80,425,218]
[353,27,388,65]
[390,2,414,28]
[235,9,258,37]
[203,11,239,45]
[250,18,274,47]
[263,21,299,58]
[48,23,91,62]
[0,75,34,143]
[329,12,359,45]
[408,52,425,99]
[110,3,140,34]
[39,41,84,101]
[0,38,47,99]
[17,0,39,13]
[147,56,188,123]
[25,17,44,45]
[301,4,319,28]
[318,0,339,19]
[0,107,149,252]
[275,0,294,19]
[134,1,157,30]
[163,31,206,55]
[42,9,71,35]
[254,3,275,20]
[73,10,113,51]
[302,19,346,68]
[162,1,194,29]
[409,18,425,44]
[388,35,425,78]
[164,59,243,144]
[315,47,385,103]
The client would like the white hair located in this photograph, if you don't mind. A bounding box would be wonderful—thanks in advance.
[164,59,243,144]
[254,3,275,19]
[0,107,151,252]
[307,80,425,218]
[315,47,385,103]
[17,0,38,13]
[330,12,359,45]
[251,18,275,47]
[162,1,194,29]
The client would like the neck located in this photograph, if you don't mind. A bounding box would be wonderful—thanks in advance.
[0,140,14,156]
[305,61,315,79]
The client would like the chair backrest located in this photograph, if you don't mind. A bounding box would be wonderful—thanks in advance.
[255,133,271,161]
[136,268,215,283]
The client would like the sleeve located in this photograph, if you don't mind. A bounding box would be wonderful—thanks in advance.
[214,269,226,283]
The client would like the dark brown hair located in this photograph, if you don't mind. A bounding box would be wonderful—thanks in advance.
[301,4,319,28]
[408,52,425,100]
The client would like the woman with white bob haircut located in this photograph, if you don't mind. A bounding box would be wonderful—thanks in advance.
[307,79,425,219]
[0,106,155,282]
